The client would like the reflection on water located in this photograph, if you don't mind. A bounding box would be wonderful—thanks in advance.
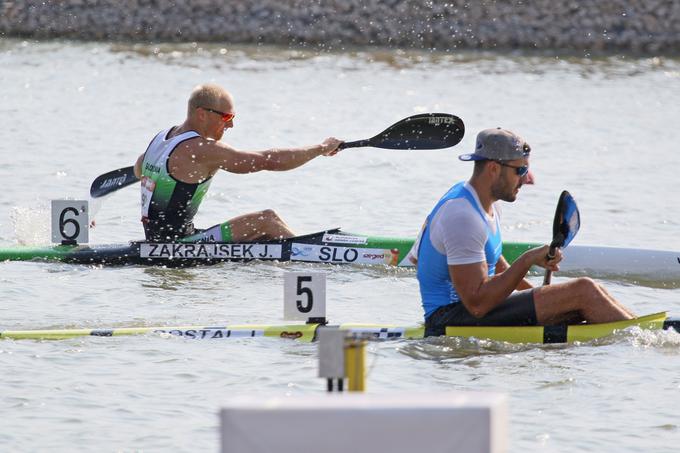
[141,266,201,290]
[273,260,415,281]
[398,336,562,361]
[561,272,680,289]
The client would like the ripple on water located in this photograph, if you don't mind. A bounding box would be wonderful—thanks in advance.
[398,336,544,361]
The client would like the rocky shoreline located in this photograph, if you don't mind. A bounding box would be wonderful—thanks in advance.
[1,0,679,55]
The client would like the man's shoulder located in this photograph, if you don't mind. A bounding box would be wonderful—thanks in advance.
[437,197,477,217]
[431,198,482,229]
[175,135,232,155]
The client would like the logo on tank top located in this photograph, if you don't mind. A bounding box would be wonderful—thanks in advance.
[144,162,162,173]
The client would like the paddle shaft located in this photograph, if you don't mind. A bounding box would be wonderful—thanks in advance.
[338,140,371,149]
[542,247,557,285]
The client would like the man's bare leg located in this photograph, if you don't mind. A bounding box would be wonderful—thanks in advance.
[534,277,635,325]
[228,209,295,241]
[596,283,636,318]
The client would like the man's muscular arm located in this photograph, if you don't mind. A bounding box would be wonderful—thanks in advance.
[134,154,144,178]
[200,138,342,174]
[495,255,533,290]
[450,246,561,318]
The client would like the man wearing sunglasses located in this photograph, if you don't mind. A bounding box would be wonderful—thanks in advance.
[412,127,634,336]
[134,83,342,243]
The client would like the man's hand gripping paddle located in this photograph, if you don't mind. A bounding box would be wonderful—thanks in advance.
[543,190,581,285]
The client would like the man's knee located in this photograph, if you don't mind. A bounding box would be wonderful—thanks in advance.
[260,209,282,221]
[573,277,601,298]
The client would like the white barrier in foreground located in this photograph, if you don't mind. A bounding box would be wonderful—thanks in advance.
[220,392,507,453]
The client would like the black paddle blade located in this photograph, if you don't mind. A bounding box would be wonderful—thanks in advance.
[551,190,581,249]
[90,166,139,198]
[543,190,581,285]
[340,113,465,150]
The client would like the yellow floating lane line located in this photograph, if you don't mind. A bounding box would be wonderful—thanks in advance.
[338,324,424,340]
[0,323,319,342]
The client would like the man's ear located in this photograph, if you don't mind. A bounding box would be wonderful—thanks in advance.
[487,161,500,177]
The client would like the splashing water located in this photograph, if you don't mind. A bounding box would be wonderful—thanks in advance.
[9,205,50,245]
[625,325,680,351]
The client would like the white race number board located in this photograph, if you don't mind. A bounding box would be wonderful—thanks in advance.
[283,272,326,321]
[51,200,89,244]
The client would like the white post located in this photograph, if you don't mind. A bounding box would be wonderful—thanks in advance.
[220,392,507,453]
[317,328,346,392]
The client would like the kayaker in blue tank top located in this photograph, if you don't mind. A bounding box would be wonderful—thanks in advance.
[412,128,635,336]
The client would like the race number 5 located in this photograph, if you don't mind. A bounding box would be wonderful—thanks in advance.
[51,200,89,245]
[284,272,326,322]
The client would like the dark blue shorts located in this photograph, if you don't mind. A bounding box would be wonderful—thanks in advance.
[425,289,537,337]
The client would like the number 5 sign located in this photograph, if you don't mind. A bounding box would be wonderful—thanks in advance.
[283,272,326,321]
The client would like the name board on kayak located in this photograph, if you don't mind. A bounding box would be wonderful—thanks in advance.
[140,243,283,259]
[291,243,400,266]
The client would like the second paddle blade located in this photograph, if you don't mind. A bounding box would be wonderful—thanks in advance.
[90,166,139,198]
[552,190,581,249]
[370,113,465,150]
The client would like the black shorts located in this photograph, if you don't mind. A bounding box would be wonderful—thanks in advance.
[424,289,537,337]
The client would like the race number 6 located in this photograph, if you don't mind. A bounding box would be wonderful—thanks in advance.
[51,200,89,245]
[284,272,326,322]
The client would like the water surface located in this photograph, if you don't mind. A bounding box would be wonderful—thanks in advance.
[1,39,680,452]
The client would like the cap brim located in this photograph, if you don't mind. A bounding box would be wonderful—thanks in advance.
[458,153,487,161]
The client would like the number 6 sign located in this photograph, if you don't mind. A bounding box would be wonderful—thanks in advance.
[283,272,326,321]
[51,200,89,245]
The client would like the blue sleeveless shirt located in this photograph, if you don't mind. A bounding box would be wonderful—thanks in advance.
[417,182,503,319]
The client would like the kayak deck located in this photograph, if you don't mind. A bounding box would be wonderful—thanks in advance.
[1,312,676,344]
[0,228,534,268]
[444,312,670,344]
[0,229,419,267]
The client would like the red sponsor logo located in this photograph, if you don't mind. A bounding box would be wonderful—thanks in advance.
[280,331,304,339]
[362,253,386,260]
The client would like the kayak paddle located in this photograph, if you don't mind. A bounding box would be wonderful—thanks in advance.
[543,190,581,285]
[90,166,138,198]
[89,113,465,198]
[339,113,464,150]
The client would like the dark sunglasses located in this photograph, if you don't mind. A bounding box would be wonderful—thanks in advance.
[200,107,235,123]
[494,160,529,177]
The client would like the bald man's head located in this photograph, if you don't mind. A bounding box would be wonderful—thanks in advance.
[187,84,233,116]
